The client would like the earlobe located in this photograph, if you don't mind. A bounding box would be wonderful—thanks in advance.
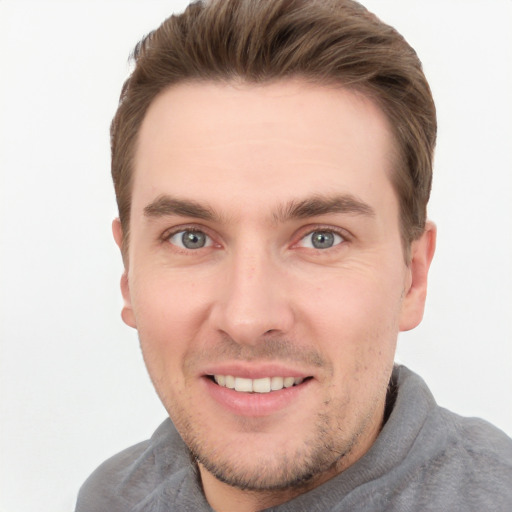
[112,218,137,329]
[399,221,436,332]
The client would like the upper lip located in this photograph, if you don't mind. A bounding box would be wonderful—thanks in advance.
[200,362,313,380]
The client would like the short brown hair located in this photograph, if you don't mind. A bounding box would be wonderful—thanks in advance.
[111,0,436,258]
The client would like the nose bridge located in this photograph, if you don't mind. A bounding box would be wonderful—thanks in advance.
[212,239,292,344]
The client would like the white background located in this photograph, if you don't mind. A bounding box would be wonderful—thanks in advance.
[0,1,511,511]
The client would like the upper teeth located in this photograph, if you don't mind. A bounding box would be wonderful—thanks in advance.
[213,375,304,393]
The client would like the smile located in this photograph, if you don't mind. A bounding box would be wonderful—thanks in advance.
[212,375,306,393]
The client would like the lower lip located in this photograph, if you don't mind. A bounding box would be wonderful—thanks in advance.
[203,377,312,417]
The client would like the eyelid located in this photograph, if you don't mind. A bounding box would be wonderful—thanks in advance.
[292,224,351,249]
[170,231,213,249]
[160,224,219,248]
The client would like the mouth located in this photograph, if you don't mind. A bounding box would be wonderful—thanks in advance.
[207,374,312,393]
[203,370,315,416]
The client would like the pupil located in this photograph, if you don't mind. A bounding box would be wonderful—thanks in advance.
[312,231,334,249]
[182,231,206,249]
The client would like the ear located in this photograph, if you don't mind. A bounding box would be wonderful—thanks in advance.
[112,218,137,329]
[399,221,436,332]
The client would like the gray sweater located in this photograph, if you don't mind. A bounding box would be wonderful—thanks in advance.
[75,366,512,511]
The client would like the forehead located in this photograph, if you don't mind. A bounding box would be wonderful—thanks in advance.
[132,80,398,218]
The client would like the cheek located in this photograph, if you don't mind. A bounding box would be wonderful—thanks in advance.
[132,266,210,325]
[130,272,211,379]
[295,267,403,361]
[300,272,401,413]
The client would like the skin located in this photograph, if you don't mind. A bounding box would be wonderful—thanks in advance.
[113,80,436,512]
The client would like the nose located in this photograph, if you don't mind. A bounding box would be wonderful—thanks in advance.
[209,245,295,346]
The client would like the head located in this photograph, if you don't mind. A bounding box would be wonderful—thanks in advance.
[111,1,437,509]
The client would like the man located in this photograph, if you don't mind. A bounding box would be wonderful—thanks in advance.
[75,0,512,510]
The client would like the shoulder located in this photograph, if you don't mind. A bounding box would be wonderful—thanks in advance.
[75,419,193,512]
[75,440,150,512]
[438,408,512,480]
[407,395,512,509]
[423,411,512,510]
[386,367,512,510]
[394,365,512,464]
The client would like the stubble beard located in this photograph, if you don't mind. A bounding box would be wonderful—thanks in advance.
[196,422,349,492]
[169,339,357,491]
[147,336,387,493]
[170,399,366,494]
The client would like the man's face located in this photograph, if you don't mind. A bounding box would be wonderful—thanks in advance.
[116,80,430,495]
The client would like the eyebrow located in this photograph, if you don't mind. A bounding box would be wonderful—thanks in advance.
[144,195,220,221]
[143,193,375,223]
[272,194,375,223]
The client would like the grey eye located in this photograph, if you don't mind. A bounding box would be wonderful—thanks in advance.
[182,231,206,249]
[169,230,211,249]
[299,230,343,249]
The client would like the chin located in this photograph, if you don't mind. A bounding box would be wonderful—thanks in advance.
[179,409,365,492]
